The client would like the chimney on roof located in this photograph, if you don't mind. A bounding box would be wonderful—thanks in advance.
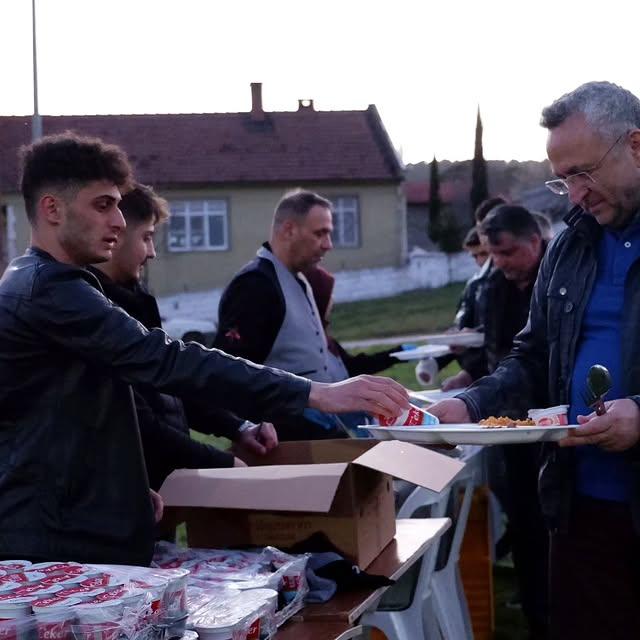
[297,99,315,112]
[250,82,265,121]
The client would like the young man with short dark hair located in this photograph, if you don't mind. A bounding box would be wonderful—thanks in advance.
[90,184,276,490]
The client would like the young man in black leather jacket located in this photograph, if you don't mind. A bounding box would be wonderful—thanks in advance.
[0,132,408,565]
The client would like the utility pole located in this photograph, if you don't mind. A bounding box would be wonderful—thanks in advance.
[32,0,42,141]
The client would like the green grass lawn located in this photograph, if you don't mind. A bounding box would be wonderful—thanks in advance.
[330,283,465,342]
[330,284,465,389]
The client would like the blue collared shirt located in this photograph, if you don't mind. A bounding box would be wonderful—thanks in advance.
[569,217,640,502]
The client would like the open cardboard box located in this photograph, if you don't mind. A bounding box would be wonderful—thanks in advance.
[160,439,464,568]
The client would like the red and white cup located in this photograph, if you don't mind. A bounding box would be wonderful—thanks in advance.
[160,570,188,617]
[21,572,47,584]
[72,601,123,640]
[93,588,144,611]
[0,597,35,640]
[281,575,302,604]
[11,584,62,599]
[77,577,122,591]
[54,587,104,603]
[32,596,82,640]
[30,564,84,577]
[0,563,32,576]
[527,405,569,426]
[0,575,29,587]
[39,576,83,589]
[242,617,262,640]
[130,580,165,614]
[32,596,83,611]
[0,597,34,618]
[378,403,439,427]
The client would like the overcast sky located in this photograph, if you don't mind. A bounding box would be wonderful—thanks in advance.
[1,0,637,163]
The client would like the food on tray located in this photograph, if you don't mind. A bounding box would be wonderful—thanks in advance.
[527,405,569,426]
[479,416,535,429]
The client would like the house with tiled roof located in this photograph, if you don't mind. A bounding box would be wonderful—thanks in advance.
[0,84,405,296]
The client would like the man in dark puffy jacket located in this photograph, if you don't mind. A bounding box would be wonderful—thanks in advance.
[430,81,640,640]
[89,184,277,490]
[0,132,408,565]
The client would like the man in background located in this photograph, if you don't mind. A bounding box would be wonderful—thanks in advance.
[90,184,277,490]
[215,189,389,439]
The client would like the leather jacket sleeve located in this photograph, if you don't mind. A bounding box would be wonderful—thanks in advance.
[454,278,480,330]
[214,270,284,364]
[182,401,244,439]
[30,265,311,419]
[457,246,552,420]
[134,389,234,491]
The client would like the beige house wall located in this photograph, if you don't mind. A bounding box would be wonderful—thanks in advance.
[148,182,405,296]
[1,183,406,297]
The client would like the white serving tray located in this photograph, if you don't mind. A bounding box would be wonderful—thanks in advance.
[421,331,484,347]
[408,388,468,404]
[360,424,578,445]
[390,344,451,361]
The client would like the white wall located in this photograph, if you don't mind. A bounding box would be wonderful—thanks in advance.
[156,249,476,326]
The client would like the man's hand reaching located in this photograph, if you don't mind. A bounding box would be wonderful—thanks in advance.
[308,375,409,419]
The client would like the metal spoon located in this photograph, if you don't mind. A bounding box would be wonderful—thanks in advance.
[583,364,613,416]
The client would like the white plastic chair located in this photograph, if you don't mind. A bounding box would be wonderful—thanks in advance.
[373,448,481,640]
[360,487,451,640]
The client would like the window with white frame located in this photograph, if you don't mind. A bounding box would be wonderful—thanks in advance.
[331,196,360,248]
[167,200,229,252]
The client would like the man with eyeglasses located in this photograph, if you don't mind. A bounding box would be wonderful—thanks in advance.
[429,81,640,640]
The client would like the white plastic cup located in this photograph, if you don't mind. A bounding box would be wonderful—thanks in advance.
[0,563,32,576]
[0,597,34,618]
[0,598,35,640]
[11,584,62,599]
[72,601,123,640]
[32,596,82,640]
[527,405,569,426]
[30,564,83,577]
[130,580,165,614]
[415,357,439,388]
[54,588,104,603]
[378,403,439,427]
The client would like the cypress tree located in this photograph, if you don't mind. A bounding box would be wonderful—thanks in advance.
[428,155,442,244]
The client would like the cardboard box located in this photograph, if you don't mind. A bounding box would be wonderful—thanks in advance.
[160,439,464,568]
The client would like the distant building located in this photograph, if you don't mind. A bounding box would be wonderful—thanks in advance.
[403,181,461,251]
[0,84,405,295]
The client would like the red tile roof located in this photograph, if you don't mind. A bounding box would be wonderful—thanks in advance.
[403,181,460,204]
[0,106,404,193]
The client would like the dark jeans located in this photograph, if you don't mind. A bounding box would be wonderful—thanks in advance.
[502,443,549,639]
[549,495,640,640]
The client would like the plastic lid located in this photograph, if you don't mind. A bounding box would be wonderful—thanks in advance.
[74,599,122,610]
[32,596,83,610]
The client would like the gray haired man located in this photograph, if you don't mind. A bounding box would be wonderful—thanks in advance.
[430,82,640,639]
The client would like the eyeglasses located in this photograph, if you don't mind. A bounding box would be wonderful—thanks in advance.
[545,131,627,196]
